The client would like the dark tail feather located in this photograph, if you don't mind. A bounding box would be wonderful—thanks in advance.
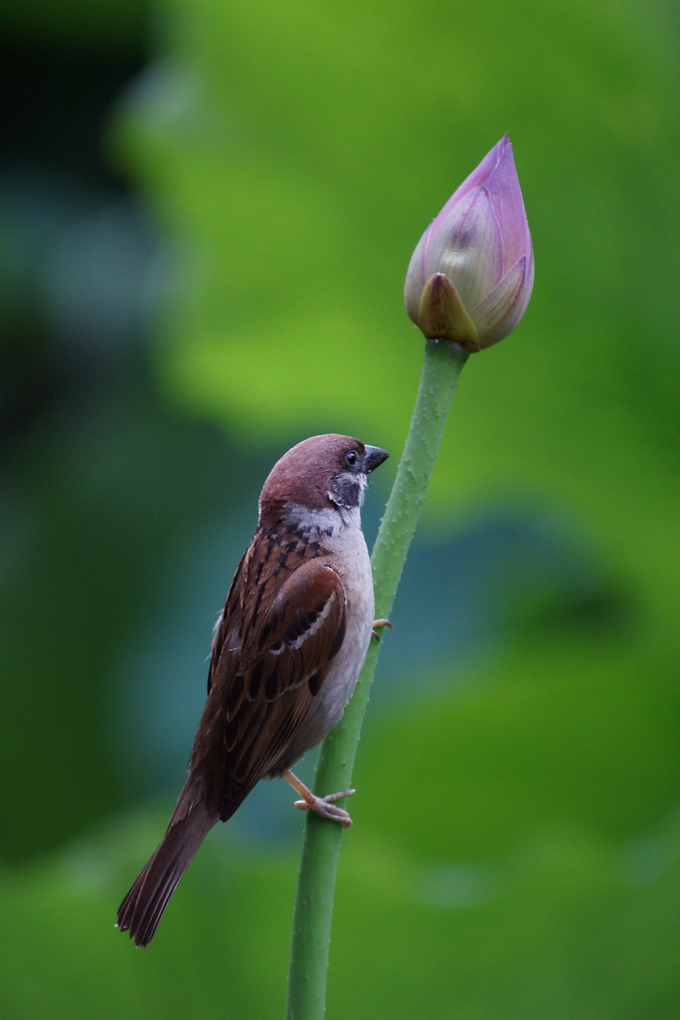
[117,791,215,947]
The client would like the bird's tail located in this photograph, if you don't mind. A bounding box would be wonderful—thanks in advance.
[117,780,216,947]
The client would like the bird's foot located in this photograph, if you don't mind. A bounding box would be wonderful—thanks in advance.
[294,790,355,827]
[371,618,394,642]
[283,770,355,827]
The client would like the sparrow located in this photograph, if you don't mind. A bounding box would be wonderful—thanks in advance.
[117,433,389,946]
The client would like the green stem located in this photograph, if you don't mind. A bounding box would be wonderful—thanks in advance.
[285,339,469,1020]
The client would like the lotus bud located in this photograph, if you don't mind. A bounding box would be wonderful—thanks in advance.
[404,134,534,352]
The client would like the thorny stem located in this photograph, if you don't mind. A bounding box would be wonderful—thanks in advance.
[286,339,469,1020]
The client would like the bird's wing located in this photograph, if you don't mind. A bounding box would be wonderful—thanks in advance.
[193,554,347,818]
[207,550,245,696]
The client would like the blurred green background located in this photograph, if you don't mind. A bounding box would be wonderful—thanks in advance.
[1,0,679,1016]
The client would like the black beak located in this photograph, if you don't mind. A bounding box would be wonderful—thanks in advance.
[363,445,390,473]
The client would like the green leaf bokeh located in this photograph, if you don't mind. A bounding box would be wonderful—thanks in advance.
[114,0,680,630]
[2,0,680,1015]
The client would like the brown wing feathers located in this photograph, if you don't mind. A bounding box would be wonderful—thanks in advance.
[205,554,347,811]
[117,793,213,947]
[117,526,347,946]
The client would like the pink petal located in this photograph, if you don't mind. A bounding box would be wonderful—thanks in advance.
[424,186,504,310]
[443,134,508,209]
[486,140,530,273]
[470,255,532,347]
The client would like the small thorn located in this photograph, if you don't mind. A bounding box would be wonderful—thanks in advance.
[371,618,393,642]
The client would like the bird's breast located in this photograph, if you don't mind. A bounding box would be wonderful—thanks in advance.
[271,511,375,769]
[301,517,374,750]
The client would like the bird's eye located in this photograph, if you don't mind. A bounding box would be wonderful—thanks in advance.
[344,450,359,468]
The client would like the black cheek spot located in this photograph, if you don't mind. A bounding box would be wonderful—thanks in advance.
[331,473,362,509]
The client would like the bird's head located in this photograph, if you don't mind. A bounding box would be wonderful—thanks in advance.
[259,434,389,527]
